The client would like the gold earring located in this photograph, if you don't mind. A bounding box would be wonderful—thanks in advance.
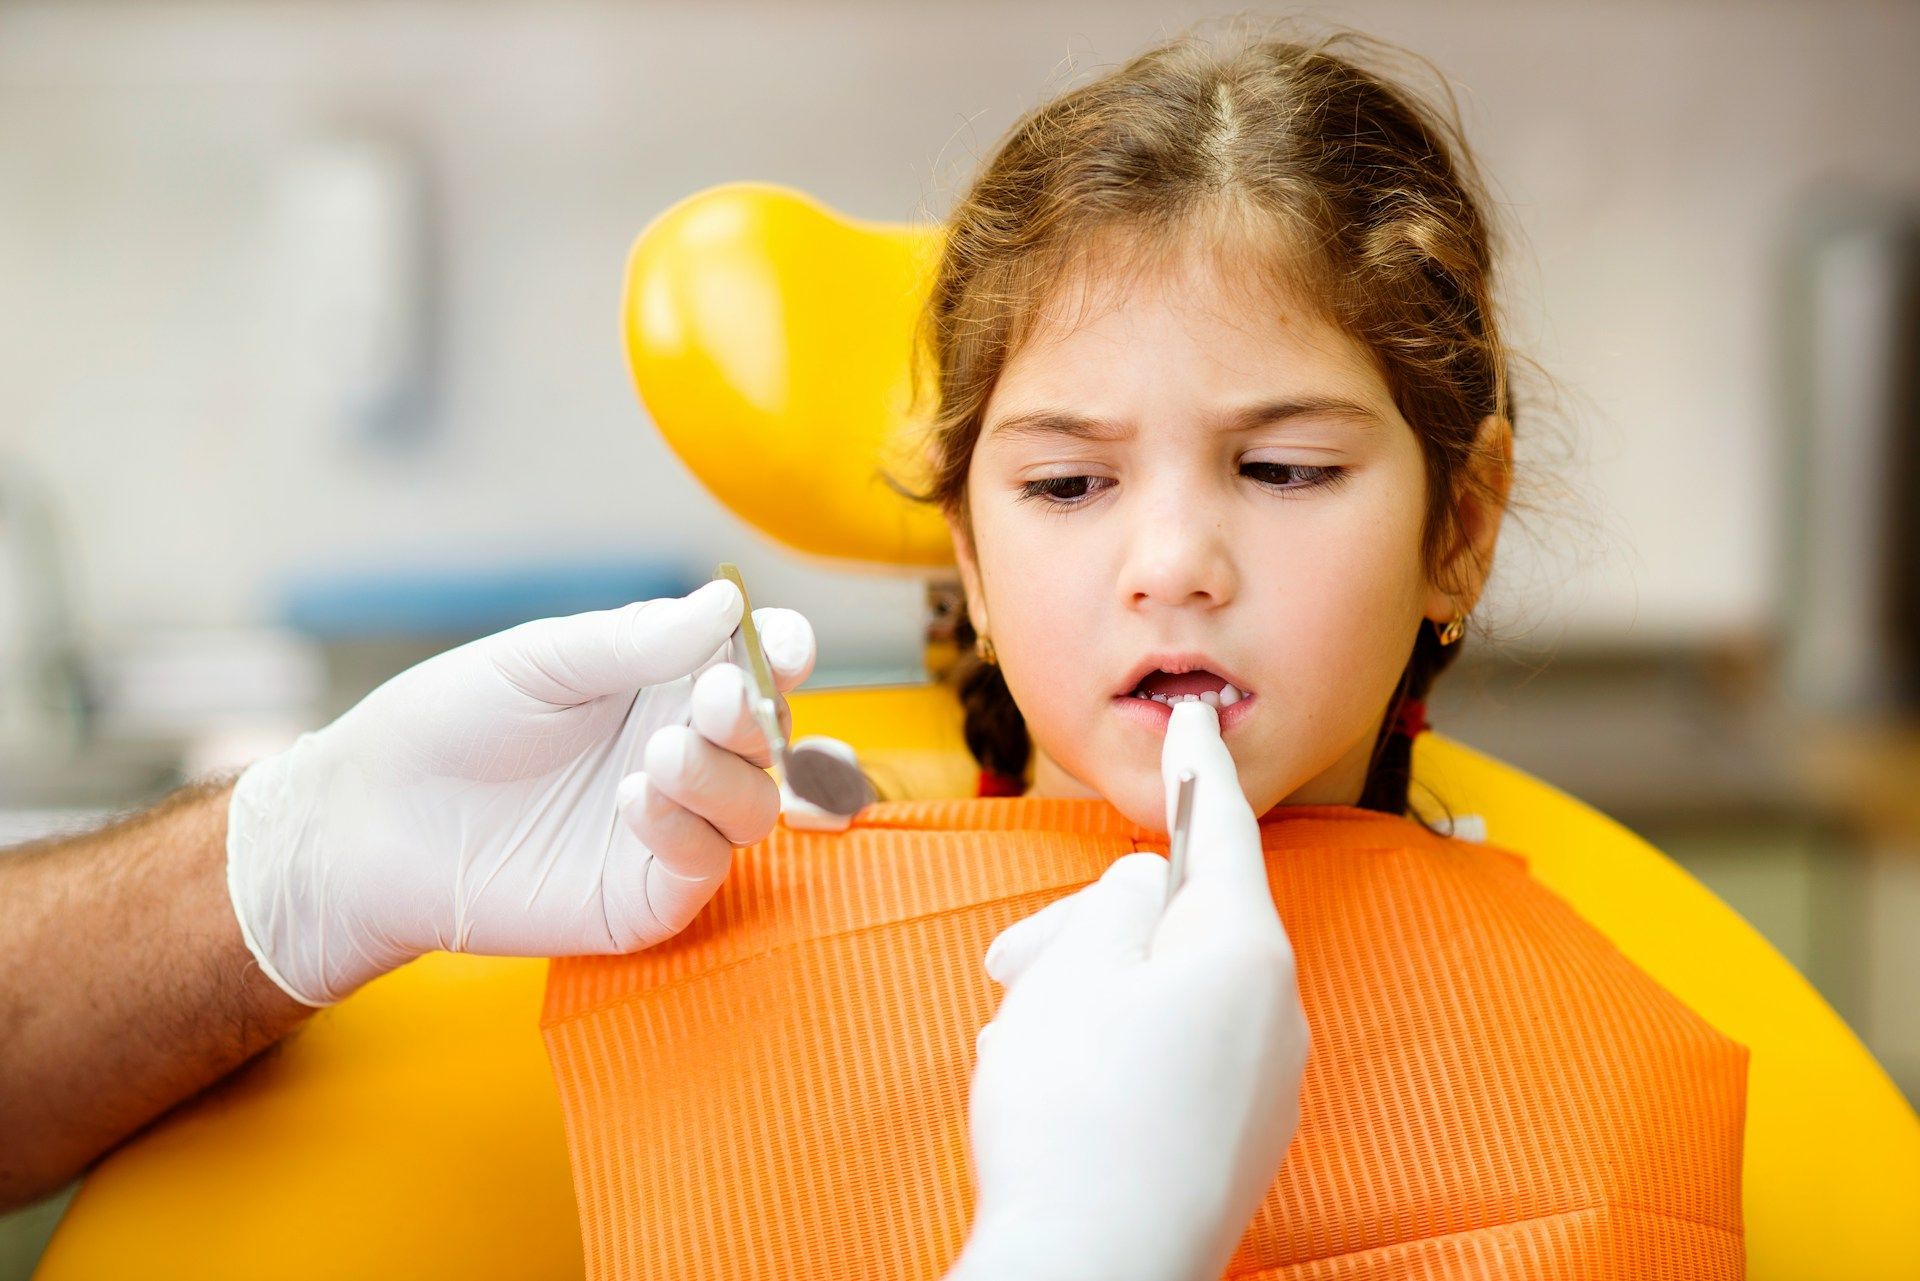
[975,632,998,665]
[1437,615,1466,646]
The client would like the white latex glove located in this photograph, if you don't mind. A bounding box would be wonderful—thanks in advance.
[226,580,814,1006]
[947,701,1310,1281]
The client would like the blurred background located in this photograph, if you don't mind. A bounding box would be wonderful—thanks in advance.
[2,0,1917,1269]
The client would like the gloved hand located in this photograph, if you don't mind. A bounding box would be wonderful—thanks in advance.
[226,580,814,1006]
[947,701,1310,1281]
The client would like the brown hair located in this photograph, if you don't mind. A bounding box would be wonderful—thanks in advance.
[910,20,1515,824]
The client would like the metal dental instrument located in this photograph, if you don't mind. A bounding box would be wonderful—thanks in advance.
[715,562,786,765]
[714,563,876,819]
[1165,768,1196,909]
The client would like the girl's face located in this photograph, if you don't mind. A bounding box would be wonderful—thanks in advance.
[953,242,1506,831]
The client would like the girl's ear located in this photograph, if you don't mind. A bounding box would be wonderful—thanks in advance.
[948,514,990,638]
[1424,412,1514,623]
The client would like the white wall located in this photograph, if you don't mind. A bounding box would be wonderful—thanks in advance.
[2,0,1916,667]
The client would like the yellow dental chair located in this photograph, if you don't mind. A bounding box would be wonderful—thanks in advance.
[33,183,1920,1280]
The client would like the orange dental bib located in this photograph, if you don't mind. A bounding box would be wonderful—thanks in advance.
[542,800,1746,1279]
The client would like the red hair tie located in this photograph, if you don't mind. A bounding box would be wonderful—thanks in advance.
[977,769,1025,798]
[1394,697,1430,739]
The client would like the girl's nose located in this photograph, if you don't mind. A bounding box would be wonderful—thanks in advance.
[1116,496,1240,612]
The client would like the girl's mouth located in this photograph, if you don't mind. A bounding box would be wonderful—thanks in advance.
[1113,667,1258,732]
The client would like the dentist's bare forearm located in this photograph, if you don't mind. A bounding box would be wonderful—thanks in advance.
[0,778,311,1210]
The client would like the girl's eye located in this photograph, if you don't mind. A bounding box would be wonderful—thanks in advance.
[1017,475,1112,506]
[1017,463,1348,509]
[1241,461,1350,493]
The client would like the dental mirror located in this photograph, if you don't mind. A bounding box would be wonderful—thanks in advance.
[714,563,876,819]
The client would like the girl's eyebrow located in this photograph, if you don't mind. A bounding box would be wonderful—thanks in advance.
[985,395,1383,444]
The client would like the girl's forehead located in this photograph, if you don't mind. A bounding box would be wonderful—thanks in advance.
[996,244,1389,413]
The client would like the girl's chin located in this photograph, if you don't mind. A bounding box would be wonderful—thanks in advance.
[1028,729,1291,829]
[1102,759,1233,835]
[1094,747,1291,834]
[1102,780,1176,835]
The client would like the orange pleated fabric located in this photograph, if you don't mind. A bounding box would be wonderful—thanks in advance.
[542,800,1747,1280]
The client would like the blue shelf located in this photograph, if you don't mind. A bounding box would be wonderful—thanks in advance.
[279,559,700,641]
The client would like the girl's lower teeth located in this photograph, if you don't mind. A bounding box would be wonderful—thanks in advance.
[1133,687,1246,708]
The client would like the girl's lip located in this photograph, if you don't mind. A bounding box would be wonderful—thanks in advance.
[1110,691,1258,734]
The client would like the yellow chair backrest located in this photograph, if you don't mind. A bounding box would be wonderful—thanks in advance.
[37,184,1920,1281]
[626,181,951,567]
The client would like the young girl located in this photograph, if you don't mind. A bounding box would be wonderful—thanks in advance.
[925,26,1508,832]
[543,23,1747,1279]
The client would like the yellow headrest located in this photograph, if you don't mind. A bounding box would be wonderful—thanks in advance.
[622,182,954,568]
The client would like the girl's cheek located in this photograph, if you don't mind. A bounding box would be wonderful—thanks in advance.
[976,517,1087,685]
[985,503,1095,622]
[999,582,1092,698]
